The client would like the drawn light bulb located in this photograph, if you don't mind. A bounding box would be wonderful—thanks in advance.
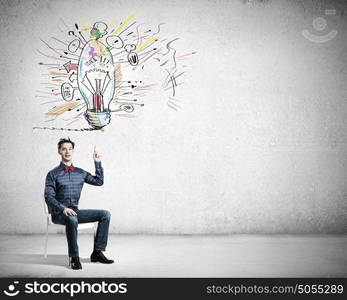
[77,22,115,129]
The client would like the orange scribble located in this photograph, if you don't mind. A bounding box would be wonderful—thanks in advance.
[45,101,79,117]
[113,64,122,103]
[49,72,69,76]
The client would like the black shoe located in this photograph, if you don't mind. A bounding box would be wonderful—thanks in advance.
[90,250,114,264]
[69,257,82,270]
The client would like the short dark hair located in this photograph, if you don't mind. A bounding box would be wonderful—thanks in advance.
[58,137,75,150]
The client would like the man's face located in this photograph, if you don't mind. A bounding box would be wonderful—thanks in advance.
[58,142,74,162]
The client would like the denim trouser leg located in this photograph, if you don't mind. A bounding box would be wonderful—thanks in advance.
[52,209,111,257]
[77,209,111,252]
[52,213,79,257]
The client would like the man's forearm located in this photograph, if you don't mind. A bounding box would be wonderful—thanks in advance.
[84,161,104,186]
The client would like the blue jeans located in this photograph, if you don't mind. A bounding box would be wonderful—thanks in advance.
[52,209,111,257]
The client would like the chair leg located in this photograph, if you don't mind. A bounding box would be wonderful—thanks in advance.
[92,222,97,251]
[44,221,48,259]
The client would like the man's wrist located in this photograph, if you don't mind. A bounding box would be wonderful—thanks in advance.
[94,160,102,168]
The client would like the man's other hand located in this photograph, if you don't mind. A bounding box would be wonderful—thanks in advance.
[93,146,102,162]
[63,207,77,216]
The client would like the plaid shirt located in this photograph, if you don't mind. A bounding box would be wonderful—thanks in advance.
[44,161,103,214]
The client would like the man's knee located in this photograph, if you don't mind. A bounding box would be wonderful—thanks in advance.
[65,216,78,227]
[102,210,111,220]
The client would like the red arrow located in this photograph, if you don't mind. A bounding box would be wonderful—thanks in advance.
[63,61,78,73]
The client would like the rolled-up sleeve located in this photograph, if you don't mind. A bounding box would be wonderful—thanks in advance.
[44,172,66,212]
[84,161,104,186]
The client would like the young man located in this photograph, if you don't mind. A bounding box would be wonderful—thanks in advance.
[44,138,114,270]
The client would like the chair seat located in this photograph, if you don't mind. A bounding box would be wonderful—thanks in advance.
[46,214,95,230]
[78,223,95,230]
[47,221,95,230]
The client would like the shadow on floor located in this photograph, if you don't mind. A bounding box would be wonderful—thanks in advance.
[0,254,91,268]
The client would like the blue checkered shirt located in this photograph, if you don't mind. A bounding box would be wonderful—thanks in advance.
[44,161,104,214]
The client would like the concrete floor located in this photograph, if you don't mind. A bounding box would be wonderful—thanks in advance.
[0,234,346,277]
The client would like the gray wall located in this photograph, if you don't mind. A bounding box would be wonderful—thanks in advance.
[0,0,346,234]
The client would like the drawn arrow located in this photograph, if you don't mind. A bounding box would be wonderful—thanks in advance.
[63,61,78,73]
[69,72,77,83]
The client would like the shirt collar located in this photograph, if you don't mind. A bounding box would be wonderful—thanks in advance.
[59,161,74,169]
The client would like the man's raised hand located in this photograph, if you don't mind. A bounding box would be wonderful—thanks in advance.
[93,145,102,162]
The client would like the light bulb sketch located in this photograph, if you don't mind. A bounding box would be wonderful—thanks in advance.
[77,22,115,129]
[34,16,196,132]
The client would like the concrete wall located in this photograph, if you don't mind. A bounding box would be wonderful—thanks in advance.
[0,0,346,234]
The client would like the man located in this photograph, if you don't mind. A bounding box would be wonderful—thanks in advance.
[44,137,114,270]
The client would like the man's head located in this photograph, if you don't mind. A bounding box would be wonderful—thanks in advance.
[58,138,75,163]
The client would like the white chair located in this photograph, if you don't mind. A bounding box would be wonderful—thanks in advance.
[43,198,96,259]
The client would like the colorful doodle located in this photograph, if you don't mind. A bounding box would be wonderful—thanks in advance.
[33,16,196,131]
